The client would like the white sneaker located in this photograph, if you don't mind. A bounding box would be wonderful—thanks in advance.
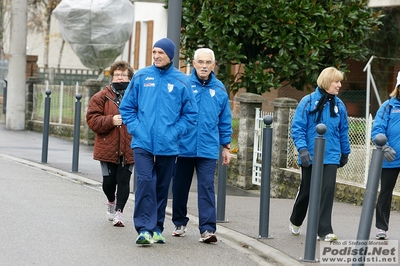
[112,210,124,227]
[376,229,388,240]
[172,225,187,237]
[323,233,338,242]
[289,223,301,236]
[106,200,116,221]
[199,230,217,243]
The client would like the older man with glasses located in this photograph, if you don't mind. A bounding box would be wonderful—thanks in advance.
[171,48,233,243]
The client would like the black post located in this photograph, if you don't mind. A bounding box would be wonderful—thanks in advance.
[41,89,51,163]
[132,167,137,194]
[352,134,387,266]
[216,146,228,222]
[2,79,7,114]
[168,177,173,199]
[258,115,273,238]
[71,93,82,172]
[303,123,327,262]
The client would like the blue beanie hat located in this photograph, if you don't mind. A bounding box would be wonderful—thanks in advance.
[153,38,176,60]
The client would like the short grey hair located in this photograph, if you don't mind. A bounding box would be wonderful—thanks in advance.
[194,48,215,62]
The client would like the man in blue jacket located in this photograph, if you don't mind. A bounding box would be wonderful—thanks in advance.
[120,38,198,245]
[171,48,232,243]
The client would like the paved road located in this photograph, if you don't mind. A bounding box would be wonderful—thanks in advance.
[0,156,271,266]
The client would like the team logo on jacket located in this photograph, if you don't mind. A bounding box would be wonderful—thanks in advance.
[144,82,155,87]
[191,85,198,94]
[168,83,174,93]
[209,89,215,97]
[334,106,338,113]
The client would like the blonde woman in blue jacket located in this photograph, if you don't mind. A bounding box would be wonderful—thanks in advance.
[171,48,232,243]
[289,67,351,242]
[120,38,198,245]
[371,72,400,240]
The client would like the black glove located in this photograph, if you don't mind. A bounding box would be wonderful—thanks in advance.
[299,148,312,167]
[382,145,396,162]
[339,154,348,167]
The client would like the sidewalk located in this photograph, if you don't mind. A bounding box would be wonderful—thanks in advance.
[1,123,399,265]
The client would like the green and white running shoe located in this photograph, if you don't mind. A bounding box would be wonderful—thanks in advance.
[153,231,166,244]
[136,231,153,245]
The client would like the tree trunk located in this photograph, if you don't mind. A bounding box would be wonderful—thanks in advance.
[43,7,51,69]
[57,39,64,69]
[6,0,27,130]
[0,0,10,59]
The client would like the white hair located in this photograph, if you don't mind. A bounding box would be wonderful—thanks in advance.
[194,48,215,62]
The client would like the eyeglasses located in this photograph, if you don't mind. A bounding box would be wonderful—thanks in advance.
[195,60,214,66]
[113,74,129,78]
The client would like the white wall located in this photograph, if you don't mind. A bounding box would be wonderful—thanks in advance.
[117,2,168,70]
[133,2,168,41]
[368,0,400,7]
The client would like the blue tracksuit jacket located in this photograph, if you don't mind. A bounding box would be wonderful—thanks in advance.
[119,64,198,156]
[179,69,232,159]
[371,97,400,168]
[291,87,351,165]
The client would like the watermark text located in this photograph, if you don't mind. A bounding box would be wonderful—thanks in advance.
[319,240,398,264]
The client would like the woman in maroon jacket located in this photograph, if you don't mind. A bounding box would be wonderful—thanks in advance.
[86,61,135,227]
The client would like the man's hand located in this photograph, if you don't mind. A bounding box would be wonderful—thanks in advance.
[221,148,231,165]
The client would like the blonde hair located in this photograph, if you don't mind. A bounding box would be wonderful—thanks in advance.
[389,85,400,98]
[317,67,344,90]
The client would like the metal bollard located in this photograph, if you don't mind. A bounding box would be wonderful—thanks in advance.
[302,123,327,262]
[2,78,7,115]
[168,178,173,199]
[132,167,137,194]
[352,134,386,266]
[41,90,51,163]
[216,146,228,222]
[258,115,273,238]
[71,93,82,172]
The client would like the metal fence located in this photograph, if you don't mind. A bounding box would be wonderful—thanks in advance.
[31,82,86,125]
[38,67,107,86]
[252,108,274,185]
[30,68,109,125]
[254,108,400,193]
